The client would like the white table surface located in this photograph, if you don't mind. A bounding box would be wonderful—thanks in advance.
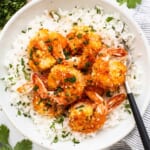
[0,0,149,150]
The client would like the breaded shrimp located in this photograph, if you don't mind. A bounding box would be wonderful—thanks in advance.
[28,29,67,71]
[48,64,86,105]
[68,91,126,133]
[92,48,127,91]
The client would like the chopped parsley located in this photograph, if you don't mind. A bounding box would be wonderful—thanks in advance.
[95,6,101,14]
[72,138,80,144]
[21,58,25,66]
[61,131,71,138]
[84,62,91,69]
[64,76,76,83]
[21,30,26,33]
[56,58,63,64]
[106,91,113,97]
[48,45,53,52]
[63,50,71,60]
[20,58,30,80]
[83,40,89,45]
[133,75,136,79]
[75,105,84,109]
[77,33,82,39]
[124,103,131,114]
[55,115,65,124]
[17,110,21,116]
[45,39,51,43]
[81,61,91,73]
[54,87,63,95]
[9,64,13,68]
[50,115,65,129]
[106,17,114,22]
[73,22,78,26]
[50,122,55,129]
[52,135,59,143]
[89,25,96,32]
[27,27,32,31]
[33,85,39,91]
[49,10,61,22]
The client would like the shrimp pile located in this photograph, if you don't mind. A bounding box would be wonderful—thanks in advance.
[17,26,128,133]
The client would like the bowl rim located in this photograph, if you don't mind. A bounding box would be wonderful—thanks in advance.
[0,0,150,149]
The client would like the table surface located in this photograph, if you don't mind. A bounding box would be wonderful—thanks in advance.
[0,0,150,150]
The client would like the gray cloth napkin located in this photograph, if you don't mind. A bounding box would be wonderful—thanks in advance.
[111,0,150,149]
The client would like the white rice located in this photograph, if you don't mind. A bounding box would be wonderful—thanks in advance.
[4,5,142,144]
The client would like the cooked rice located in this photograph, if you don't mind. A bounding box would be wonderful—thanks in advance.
[4,5,142,144]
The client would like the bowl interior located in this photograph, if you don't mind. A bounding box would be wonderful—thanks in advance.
[0,0,150,149]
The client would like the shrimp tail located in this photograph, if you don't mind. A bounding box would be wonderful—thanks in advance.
[17,82,34,94]
[107,93,126,113]
[32,73,48,99]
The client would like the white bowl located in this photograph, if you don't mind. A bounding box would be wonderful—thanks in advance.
[0,0,150,150]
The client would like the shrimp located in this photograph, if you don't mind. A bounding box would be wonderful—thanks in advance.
[48,64,86,105]
[17,73,66,117]
[68,90,126,133]
[32,93,66,117]
[28,29,67,71]
[66,26,102,71]
[17,73,48,97]
[92,48,127,91]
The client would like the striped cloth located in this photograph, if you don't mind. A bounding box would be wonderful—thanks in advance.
[111,0,150,149]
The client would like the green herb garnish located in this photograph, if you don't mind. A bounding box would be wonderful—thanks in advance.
[63,50,71,60]
[21,58,25,66]
[49,10,61,22]
[45,39,51,43]
[124,103,131,114]
[20,58,30,80]
[56,58,63,64]
[83,40,89,45]
[95,6,101,14]
[33,85,39,91]
[55,115,65,124]
[77,33,82,39]
[73,22,78,26]
[0,124,32,150]
[0,0,27,29]
[116,0,142,8]
[106,17,114,22]
[21,30,26,33]
[106,91,113,97]
[61,131,71,138]
[48,45,53,52]
[75,105,84,109]
[9,64,13,68]
[17,110,21,116]
[72,138,80,144]
[64,76,76,83]
[52,136,59,143]
[54,87,63,95]
[50,115,65,130]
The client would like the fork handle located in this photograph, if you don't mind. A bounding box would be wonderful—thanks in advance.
[127,93,150,150]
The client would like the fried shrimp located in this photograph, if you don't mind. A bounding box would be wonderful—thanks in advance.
[17,73,66,117]
[48,64,86,105]
[28,29,67,71]
[32,93,65,117]
[92,48,127,91]
[66,26,102,71]
[68,91,126,133]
